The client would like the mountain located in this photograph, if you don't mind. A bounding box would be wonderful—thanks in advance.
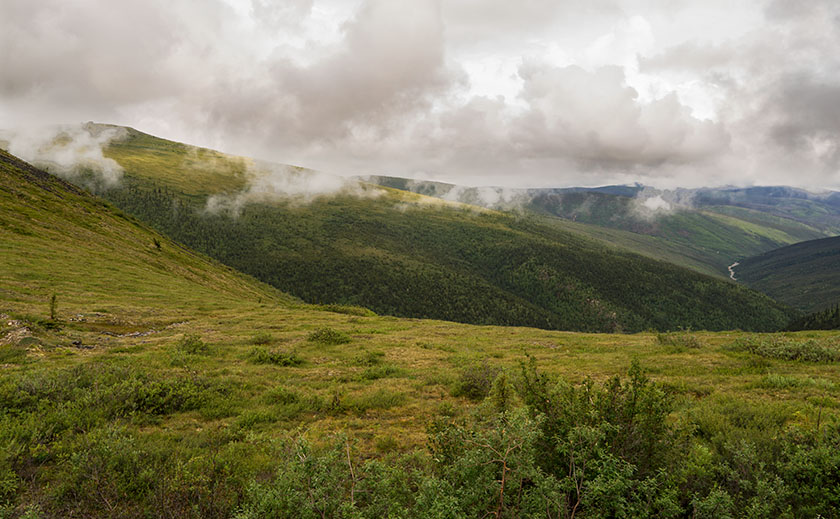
[360,176,840,278]
[735,235,840,313]
[58,124,793,333]
[0,147,286,318]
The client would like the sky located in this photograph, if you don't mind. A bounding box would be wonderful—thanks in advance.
[2,0,840,189]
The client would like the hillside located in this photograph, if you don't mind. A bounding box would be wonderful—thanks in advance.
[735,235,840,313]
[75,125,797,333]
[0,147,287,316]
[362,176,840,277]
[3,148,840,517]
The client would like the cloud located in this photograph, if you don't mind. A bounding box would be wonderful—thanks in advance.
[1,0,840,189]
[205,161,381,216]
[0,123,127,188]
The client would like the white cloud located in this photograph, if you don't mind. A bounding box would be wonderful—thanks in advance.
[2,0,840,189]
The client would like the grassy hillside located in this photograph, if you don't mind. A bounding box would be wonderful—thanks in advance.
[3,149,840,517]
[89,126,794,332]
[0,148,286,315]
[736,235,840,313]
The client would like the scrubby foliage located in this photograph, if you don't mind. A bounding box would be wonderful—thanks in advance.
[307,327,351,345]
[729,334,840,362]
[233,361,840,518]
[248,347,303,366]
[656,330,702,349]
[3,358,840,517]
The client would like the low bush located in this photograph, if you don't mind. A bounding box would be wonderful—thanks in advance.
[175,334,210,355]
[249,332,273,345]
[657,331,702,349]
[358,365,402,381]
[248,347,303,366]
[307,327,351,345]
[730,335,840,362]
[451,361,501,400]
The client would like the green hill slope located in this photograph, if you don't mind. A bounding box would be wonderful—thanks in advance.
[66,125,793,333]
[735,235,840,313]
[0,148,287,318]
[363,176,838,277]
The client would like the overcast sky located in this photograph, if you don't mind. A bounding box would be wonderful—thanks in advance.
[2,0,840,189]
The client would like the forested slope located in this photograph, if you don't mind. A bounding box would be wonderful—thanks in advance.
[736,235,840,313]
[87,126,794,332]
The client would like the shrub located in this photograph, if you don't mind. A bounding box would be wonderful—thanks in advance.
[307,327,351,345]
[249,332,273,345]
[175,334,209,355]
[657,331,702,349]
[248,347,303,366]
[451,361,501,401]
[358,365,401,381]
[313,304,376,317]
[0,345,27,364]
[346,389,406,414]
[730,335,840,363]
[354,350,384,366]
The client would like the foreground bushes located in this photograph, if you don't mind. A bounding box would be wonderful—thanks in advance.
[237,361,840,518]
[3,360,840,517]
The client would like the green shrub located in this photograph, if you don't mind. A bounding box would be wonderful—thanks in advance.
[358,365,402,381]
[248,347,303,366]
[451,361,501,400]
[249,331,273,345]
[175,334,210,355]
[730,335,840,362]
[346,390,406,414]
[354,350,385,366]
[0,345,27,364]
[262,386,301,405]
[313,304,376,317]
[307,327,351,345]
[657,331,702,349]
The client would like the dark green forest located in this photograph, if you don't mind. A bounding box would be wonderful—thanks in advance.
[100,176,792,333]
[737,235,840,313]
[788,304,840,331]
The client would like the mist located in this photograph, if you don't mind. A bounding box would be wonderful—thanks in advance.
[205,161,382,217]
[0,123,127,189]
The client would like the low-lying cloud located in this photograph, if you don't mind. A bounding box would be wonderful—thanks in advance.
[206,162,381,216]
[0,123,126,188]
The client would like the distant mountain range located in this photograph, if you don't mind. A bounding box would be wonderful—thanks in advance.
[361,176,840,279]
